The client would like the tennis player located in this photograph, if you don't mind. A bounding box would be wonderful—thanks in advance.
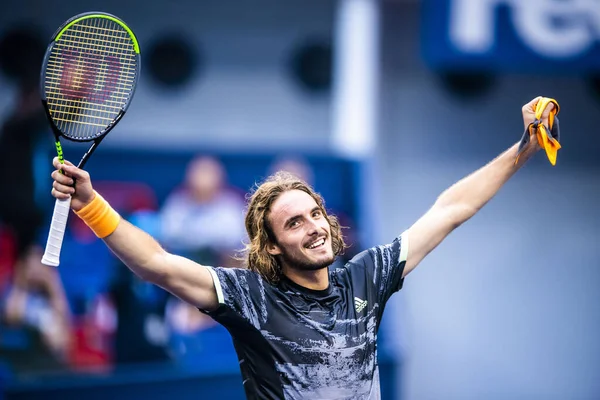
[50,96,555,399]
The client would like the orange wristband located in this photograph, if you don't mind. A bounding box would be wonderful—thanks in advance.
[74,191,121,238]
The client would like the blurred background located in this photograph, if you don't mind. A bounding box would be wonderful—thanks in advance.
[0,0,599,399]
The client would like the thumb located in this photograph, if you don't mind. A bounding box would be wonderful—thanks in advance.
[523,96,542,114]
[52,157,76,169]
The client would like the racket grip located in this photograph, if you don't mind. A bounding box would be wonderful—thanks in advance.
[41,197,72,267]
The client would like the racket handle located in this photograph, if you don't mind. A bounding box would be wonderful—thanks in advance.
[41,197,72,267]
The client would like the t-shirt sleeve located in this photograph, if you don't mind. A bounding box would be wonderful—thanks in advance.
[348,231,409,306]
[202,267,268,330]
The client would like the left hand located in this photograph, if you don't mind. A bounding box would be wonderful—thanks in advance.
[521,96,555,149]
[521,96,554,151]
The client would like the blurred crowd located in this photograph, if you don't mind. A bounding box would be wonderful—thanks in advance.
[0,24,360,381]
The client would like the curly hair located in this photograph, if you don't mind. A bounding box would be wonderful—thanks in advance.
[238,171,347,283]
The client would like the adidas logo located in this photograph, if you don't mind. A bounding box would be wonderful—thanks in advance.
[354,297,367,313]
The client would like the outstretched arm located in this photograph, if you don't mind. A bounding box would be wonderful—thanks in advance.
[51,159,220,311]
[402,96,554,277]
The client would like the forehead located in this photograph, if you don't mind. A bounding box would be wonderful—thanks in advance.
[269,189,318,225]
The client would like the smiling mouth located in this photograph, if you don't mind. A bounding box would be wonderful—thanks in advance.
[307,237,326,249]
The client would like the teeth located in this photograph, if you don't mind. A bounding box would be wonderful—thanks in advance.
[308,238,325,249]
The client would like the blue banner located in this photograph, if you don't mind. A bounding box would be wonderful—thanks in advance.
[421,0,600,74]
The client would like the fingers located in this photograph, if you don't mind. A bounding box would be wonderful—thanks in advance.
[541,102,555,119]
[51,187,71,200]
[522,96,556,127]
[51,168,74,186]
[52,180,75,195]
[51,169,75,199]
[50,157,92,200]
[522,96,555,115]
[51,157,89,181]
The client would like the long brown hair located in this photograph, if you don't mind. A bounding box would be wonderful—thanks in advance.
[238,171,347,283]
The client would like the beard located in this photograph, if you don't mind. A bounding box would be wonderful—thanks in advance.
[278,246,335,272]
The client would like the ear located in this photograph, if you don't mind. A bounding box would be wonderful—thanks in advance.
[266,241,282,256]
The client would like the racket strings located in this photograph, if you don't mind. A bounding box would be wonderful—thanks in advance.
[44,17,138,140]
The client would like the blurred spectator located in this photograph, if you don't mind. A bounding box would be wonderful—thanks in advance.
[0,26,50,273]
[0,227,17,293]
[62,183,162,370]
[164,295,236,370]
[0,246,72,376]
[269,155,315,185]
[109,210,170,366]
[109,261,169,366]
[55,215,115,372]
[0,26,68,376]
[160,155,247,267]
[159,156,245,367]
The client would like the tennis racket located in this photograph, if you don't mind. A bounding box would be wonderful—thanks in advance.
[40,12,141,267]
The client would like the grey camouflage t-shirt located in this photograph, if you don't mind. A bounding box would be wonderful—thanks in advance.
[204,232,408,399]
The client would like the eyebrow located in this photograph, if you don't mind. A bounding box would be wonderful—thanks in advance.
[283,206,321,228]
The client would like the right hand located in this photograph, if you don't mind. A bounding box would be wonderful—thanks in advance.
[51,157,95,211]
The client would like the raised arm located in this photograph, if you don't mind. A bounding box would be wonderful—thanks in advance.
[50,159,219,311]
[402,96,555,277]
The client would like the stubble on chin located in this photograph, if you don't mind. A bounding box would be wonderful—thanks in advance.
[279,247,335,272]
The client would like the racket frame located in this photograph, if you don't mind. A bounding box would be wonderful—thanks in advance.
[40,11,140,267]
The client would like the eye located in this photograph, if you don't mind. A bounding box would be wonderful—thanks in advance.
[289,220,301,228]
[312,209,322,218]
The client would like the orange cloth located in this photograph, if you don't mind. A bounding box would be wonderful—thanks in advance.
[515,97,561,166]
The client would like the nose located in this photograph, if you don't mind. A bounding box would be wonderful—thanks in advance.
[306,218,319,235]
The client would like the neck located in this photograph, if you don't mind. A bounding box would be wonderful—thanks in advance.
[282,266,329,291]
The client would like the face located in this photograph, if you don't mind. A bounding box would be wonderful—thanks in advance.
[266,189,335,272]
[186,157,224,201]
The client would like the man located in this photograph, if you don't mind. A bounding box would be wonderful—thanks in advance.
[49,97,556,399]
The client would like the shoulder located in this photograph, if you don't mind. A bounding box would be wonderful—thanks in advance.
[207,267,273,300]
[209,266,262,283]
[334,234,407,273]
